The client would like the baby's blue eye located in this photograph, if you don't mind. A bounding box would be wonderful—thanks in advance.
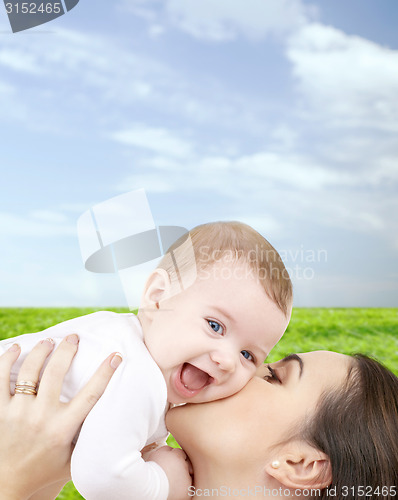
[208,320,224,335]
[241,350,254,362]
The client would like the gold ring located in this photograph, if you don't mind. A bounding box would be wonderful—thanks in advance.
[14,387,37,395]
[16,380,37,389]
[15,380,38,395]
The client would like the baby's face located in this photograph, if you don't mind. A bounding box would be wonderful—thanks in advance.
[144,261,291,404]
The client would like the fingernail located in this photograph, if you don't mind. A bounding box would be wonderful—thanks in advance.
[40,338,55,346]
[66,334,79,345]
[110,353,123,369]
[8,343,20,352]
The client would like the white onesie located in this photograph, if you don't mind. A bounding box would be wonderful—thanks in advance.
[0,311,169,500]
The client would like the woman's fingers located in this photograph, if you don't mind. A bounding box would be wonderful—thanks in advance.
[38,335,79,402]
[67,352,122,423]
[13,339,55,396]
[0,343,21,403]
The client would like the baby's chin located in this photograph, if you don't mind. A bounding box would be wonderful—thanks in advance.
[167,394,205,406]
[168,392,218,406]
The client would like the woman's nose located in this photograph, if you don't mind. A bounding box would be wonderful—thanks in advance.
[255,364,269,378]
[210,349,236,373]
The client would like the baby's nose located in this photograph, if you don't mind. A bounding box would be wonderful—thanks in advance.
[210,349,236,373]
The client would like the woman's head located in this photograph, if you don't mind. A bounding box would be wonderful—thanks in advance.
[166,351,398,499]
[301,354,398,499]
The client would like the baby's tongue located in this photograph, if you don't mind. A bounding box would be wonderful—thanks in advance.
[181,363,209,391]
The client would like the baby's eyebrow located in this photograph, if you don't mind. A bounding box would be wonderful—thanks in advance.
[211,306,236,324]
[280,353,304,378]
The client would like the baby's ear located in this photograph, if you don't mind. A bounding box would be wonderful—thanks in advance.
[264,441,332,492]
[140,268,171,311]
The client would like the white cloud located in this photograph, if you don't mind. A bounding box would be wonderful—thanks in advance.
[0,266,125,307]
[0,24,187,134]
[0,80,13,93]
[117,143,398,248]
[0,26,164,94]
[0,212,74,237]
[30,210,69,223]
[118,172,175,193]
[270,124,298,151]
[0,22,270,138]
[233,153,356,190]
[122,0,311,41]
[0,79,28,122]
[119,0,162,21]
[224,215,281,238]
[59,202,97,213]
[0,49,41,74]
[111,125,194,158]
[286,23,398,132]
[294,273,398,307]
[148,24,165,38]
[116,133,398,203]
[120,150,358,193]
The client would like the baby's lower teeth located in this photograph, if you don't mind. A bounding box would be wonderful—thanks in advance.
[184,384,189,389]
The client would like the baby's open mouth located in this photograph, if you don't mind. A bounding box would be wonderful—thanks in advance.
[180,363,212,392]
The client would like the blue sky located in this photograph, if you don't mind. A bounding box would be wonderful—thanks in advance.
[0,0,397,307]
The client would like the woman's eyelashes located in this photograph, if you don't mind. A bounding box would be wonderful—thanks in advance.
[207,319,225,335]
[264,365,282,384]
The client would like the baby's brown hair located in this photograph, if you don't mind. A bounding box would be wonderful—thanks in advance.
[157,221,293,317]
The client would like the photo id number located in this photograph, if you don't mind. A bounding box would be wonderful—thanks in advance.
[5,3,62,14]
[341,486,396,497]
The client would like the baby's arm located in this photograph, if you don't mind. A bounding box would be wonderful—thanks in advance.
[71,351,171,500]
[146,446,193,500]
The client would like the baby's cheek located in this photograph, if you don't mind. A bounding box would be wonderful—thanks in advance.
[238,368,257,392]
[227,374,253,398]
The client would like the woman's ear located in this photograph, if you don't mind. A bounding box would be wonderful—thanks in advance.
[140,268,171,312]
[264,441,332,491]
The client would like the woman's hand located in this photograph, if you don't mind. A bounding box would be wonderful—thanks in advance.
[0,335,122,500]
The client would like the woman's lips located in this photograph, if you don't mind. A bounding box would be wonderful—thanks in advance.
[173,363,213,398]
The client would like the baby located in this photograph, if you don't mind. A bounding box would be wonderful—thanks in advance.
[0,221,293,500]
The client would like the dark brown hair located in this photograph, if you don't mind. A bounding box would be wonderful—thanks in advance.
[304,354,398,499]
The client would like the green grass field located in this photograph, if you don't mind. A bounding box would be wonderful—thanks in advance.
[1,307,397,500]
